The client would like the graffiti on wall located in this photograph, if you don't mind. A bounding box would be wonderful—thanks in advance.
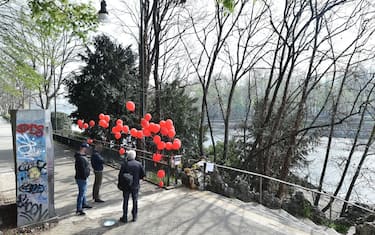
[16,114,49,226]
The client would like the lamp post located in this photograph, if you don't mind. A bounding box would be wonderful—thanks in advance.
[97,0,144,117]
[53,70,57,130]
[98,0,108,22]
[139,0,145,118]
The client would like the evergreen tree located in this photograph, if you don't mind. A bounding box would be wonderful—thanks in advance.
[66,35,138,125]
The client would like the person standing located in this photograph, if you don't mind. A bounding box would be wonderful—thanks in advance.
[75,142,92,215]
[91,142,105,203]
[118,150,145,223]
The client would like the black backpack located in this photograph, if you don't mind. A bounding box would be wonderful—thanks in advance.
[118,160,133,190]
[121,172,133,189]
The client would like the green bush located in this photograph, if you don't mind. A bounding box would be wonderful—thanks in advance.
[328,222,350,234]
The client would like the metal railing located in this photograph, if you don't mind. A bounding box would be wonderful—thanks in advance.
[52,132,177,187]
[200,162,375,220]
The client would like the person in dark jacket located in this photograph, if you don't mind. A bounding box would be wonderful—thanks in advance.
[75,142,92,215]
[118,150,145,223]
[91,142,105,203]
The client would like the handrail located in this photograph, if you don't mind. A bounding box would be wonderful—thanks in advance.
[214,163,375,215]
[53,131,172,185]
[54,131,374,214]
[53,131,169,158]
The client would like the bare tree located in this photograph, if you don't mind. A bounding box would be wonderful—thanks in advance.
[115,0,190,119]
[213,1,270,161]
[179,1,247,155]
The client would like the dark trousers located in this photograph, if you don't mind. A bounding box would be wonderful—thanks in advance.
[122,188,139,219]
[93,171,103,200]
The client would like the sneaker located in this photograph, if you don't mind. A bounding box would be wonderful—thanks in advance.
[83,204,92,209]
[119,217,128,223]
[94,199,105,203]
[76,210,86,216]
[132,217,137,222]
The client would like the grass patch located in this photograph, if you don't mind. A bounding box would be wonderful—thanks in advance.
[327,222,351,234]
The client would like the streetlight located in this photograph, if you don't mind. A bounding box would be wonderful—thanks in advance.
[97,0,145,118]
[98,0,109,22]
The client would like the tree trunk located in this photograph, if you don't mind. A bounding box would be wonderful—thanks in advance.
[340,120,375,216]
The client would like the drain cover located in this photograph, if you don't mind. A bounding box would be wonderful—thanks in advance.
[103,218,117,227]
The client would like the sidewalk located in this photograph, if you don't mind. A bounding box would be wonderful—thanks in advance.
[45,142,338,235]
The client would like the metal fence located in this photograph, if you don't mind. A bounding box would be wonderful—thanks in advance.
[53,132,177,187]
[198,162,375,221]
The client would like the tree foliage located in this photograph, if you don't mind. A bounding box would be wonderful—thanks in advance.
[0,1,98,111]
[27,0,98,40]
[66,35,138,124]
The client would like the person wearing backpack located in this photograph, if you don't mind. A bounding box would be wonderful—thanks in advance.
[118,150,145,223]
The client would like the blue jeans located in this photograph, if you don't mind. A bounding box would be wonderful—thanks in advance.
[122,188,139,219]
[76,179,87,211]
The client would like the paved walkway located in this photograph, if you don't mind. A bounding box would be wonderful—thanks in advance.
[0,118,339,235]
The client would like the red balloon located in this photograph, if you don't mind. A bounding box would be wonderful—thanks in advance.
[116,125,123,132]
[152,153,162,162]
[172,138,181,150]
[104,115,110,122]
[89,120,95,127]
[87,138,93,144]
[153,135,161,144]
[116,119,123,126]
[130,128,137,137]
[159,120,166,128]
[141,118,150,129]
[166,119,174,129]
[143,128,151,137]
[77,119,83,126]
[119,148,126,155]
[158,181,164,187]
[103,122,109,129]
[122,125,129,134]
[114,132,122,140]
[167,129,176,138]
[157,141,166,150]
[126,101,135,112]
[165,142,173,150]
[144,113,152,121]
[149,123,160,133]
[157,169,165,178]
[160,127,169,136]
[136,130,144,139]
[99,113,105,120]
[99,119,107,127]
[111,127,117,134]
[83,123,89,129]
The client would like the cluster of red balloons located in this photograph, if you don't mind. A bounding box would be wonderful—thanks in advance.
[98,113,110,128]
[157,169,165,188]
[78,100,182,187]
[111,119,130,141]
